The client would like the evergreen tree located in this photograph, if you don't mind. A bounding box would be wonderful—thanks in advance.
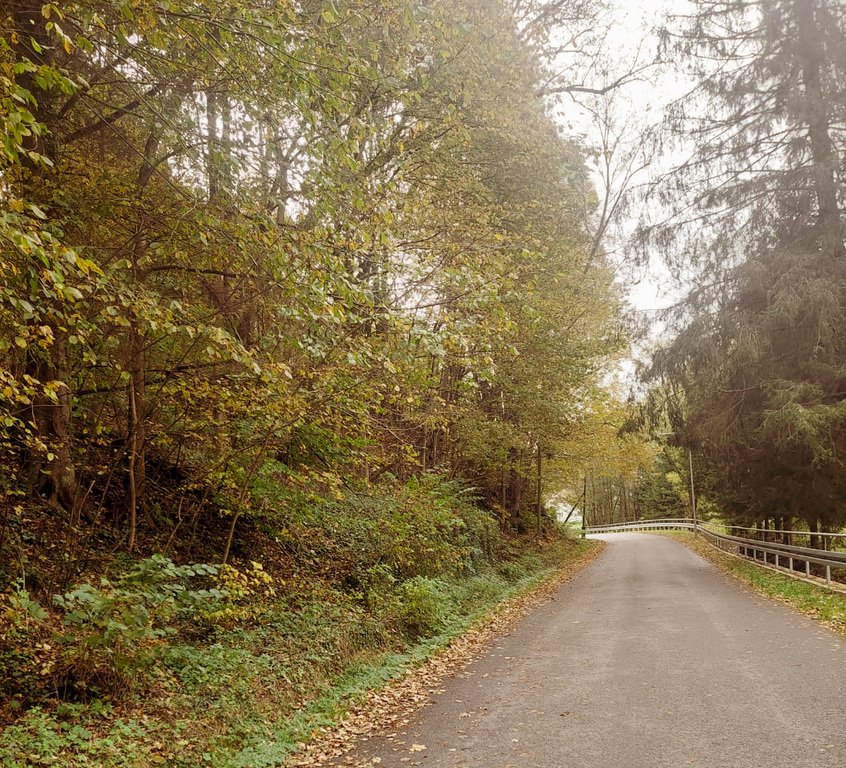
[643,0,846,531]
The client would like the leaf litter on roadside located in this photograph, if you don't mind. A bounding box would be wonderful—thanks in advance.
[287,542,605,767]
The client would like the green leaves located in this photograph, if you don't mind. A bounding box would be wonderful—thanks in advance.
[0,0,619,552]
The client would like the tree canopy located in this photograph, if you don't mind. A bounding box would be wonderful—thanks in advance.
[0,0,623,568]
[642,0,846,533]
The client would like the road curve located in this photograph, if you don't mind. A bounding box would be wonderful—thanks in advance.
[338,533,846,767]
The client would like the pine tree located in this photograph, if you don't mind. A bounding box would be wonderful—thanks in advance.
[643,0,845,272]
[644,0,846,531]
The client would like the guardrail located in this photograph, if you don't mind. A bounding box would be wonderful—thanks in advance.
[586,518,698,534]
[584,518,846,590]
[721,525,846,552]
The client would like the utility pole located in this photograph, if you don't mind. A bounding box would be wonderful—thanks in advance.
[688,447,697,533]
[536,441,542,537]
[581,475,587,538]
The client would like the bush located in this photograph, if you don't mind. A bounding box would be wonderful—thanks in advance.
[258,471,498,594]
[0,706,157,768]
[1,556,224,705]
[50,556,222,698]
[1,582,55,707]
[396,576,451,639]
[203,561,276,626]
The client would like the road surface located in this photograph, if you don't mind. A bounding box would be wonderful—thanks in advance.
[339,533,846,767]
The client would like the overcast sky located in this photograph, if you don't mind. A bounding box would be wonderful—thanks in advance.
[555,0,697,380]
[598,0,692,315]
[598,1,702,311]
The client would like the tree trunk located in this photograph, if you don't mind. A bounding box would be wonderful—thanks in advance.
[809,519,820,550]
[222,510,241,565]
[535,442,542,536]
[46,333,78,512]
[795,0,844,259]
[206,89,221,202]
[508,449,524,530]
[123,125,165,549]
[127,326,145,551]
[13,3,79,511]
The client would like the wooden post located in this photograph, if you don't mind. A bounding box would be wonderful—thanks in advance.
[536,441,542,537]
[688,447,697,533]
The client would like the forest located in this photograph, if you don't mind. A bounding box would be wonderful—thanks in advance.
[1,0,845,765]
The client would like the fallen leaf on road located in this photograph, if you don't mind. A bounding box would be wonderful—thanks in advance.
[287,542,605,767]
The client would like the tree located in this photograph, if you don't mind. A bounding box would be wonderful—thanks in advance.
[641,0,845,275]
[640,0,846,531]
[647,235,846,532]
[0,0,624,571]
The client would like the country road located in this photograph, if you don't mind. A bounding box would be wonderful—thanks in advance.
[338,533,846,768]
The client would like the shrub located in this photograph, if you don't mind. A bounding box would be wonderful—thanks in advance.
[49,556,222,698]
[1,582,56,707]
[260,472,499,595]
[203,561,276,626]
[396,576,451,639]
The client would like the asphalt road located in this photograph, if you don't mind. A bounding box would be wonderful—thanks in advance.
[341,533,846,767]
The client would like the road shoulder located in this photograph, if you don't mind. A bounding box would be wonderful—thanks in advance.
[665,530,846,640]
[287,538,605,767]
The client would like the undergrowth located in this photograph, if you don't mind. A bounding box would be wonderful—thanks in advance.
[0,471,593,767]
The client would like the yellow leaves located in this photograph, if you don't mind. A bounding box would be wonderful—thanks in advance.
[205,560,278,626]
[665,471,682,486]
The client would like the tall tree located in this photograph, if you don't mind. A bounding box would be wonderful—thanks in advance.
[642,0,845,273]
[642,0,846,531]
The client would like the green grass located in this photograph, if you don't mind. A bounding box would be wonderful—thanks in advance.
[0,538,598,768]
[666,531,846,638]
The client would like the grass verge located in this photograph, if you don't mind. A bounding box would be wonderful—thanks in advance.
[288,536,604,767]
[1,537,601,768]
[665,531,846,639]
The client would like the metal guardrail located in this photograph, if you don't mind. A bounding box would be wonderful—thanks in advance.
[586,518,699,534]
[584,518,846,590]
[721,525,846,552]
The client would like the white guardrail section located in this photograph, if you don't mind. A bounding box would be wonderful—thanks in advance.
[583,518,846,590]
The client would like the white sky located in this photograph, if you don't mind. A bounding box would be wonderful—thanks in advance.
[546,0,698,382]
[562,0,697,339]
[600,0,690,310]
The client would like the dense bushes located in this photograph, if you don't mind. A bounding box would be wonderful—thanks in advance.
[0,473,504,716]
[0,526,584,767]
[2,557,223,706]
[263,473,498,584]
